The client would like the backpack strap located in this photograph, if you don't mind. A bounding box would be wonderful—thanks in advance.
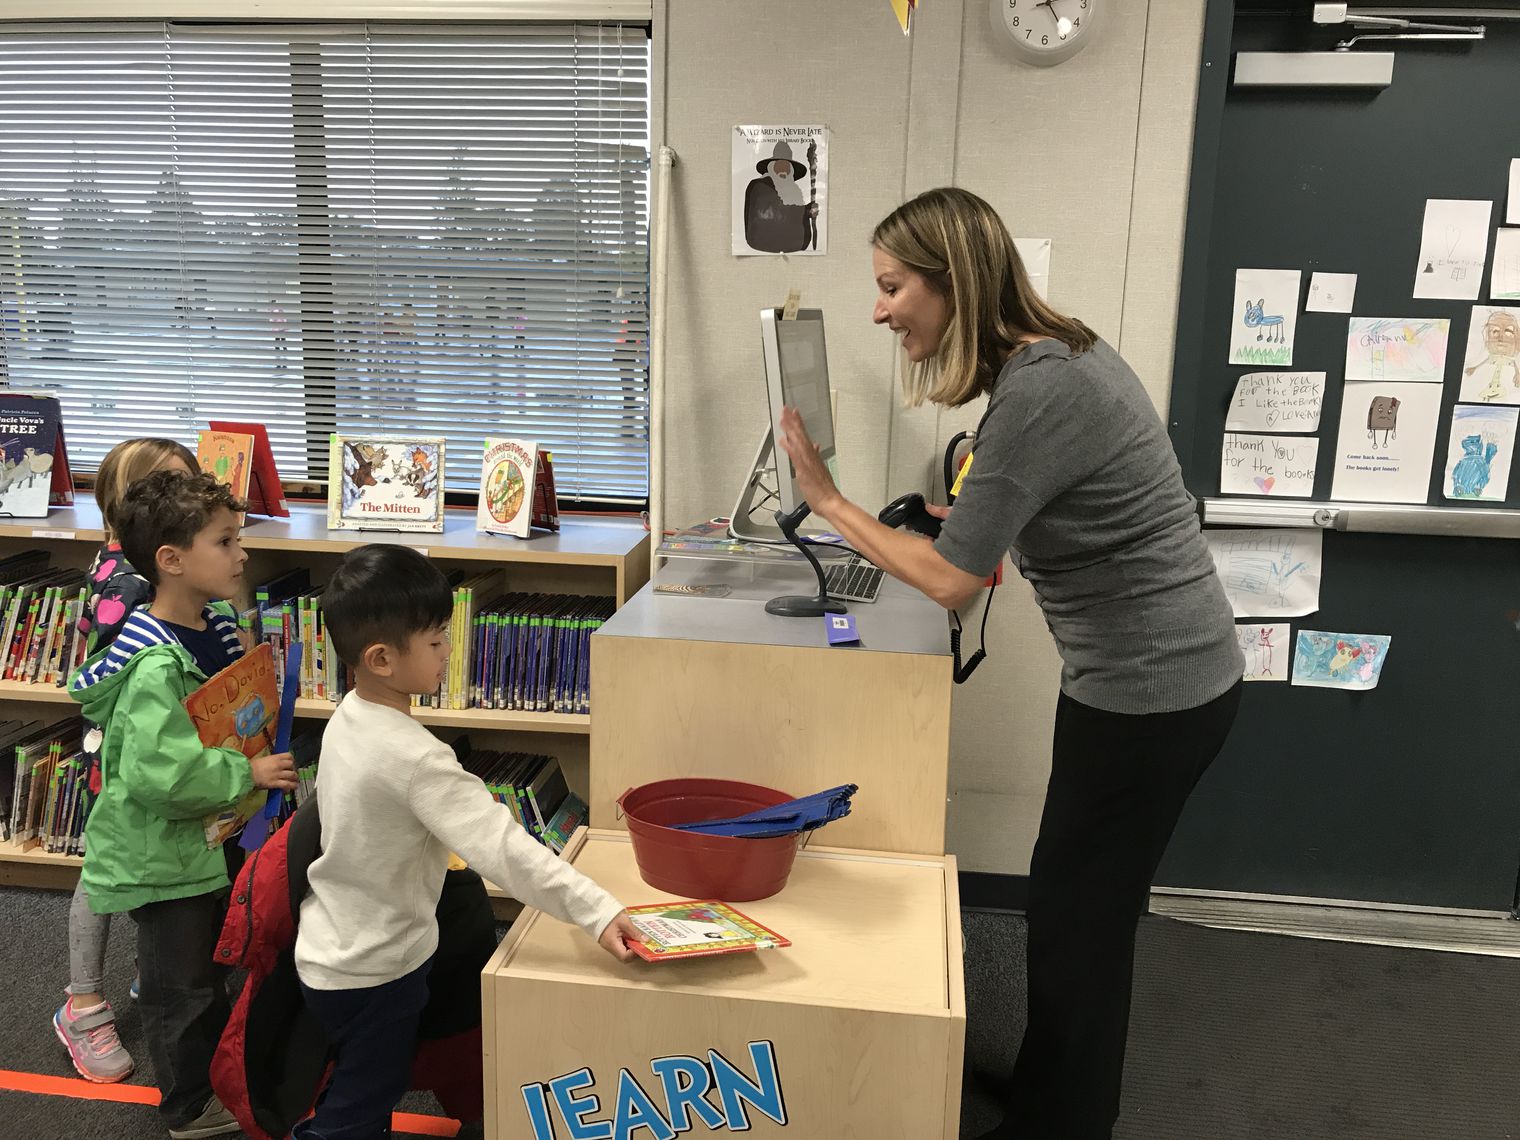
[284,799,322,921]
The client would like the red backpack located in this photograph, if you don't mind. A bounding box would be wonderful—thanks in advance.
[211,802,492,1137]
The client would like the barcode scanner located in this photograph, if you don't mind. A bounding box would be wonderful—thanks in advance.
[877,492,942,539]
[880,490,989,685]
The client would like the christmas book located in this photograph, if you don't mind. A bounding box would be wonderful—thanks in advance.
[477,437,559,539]
[196,429,254,524]
[207,420,289,517]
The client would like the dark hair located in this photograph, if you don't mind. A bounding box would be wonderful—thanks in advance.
[322,545,452,668]
[117,470,247,586]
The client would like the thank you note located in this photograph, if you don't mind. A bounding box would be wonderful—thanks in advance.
[1225,371,1326,433]
[1221,433,1318,497]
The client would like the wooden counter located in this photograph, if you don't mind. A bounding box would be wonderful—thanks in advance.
[590,560,954,854]
[482,829,965,1139]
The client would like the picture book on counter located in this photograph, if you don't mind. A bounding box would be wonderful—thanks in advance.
[204,420,289,517]
[477,437,559,538]
[196,429,253,502]
[327,434,444,533]
[0,392,74,517]
[626,900,791,963]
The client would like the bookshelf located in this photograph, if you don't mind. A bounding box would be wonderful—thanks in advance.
[0,680,590,733]
[0,498,649,901]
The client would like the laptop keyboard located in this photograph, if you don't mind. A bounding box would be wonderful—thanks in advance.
[824,556,884,603]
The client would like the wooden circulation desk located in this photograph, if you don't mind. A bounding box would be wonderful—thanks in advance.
[483,829,965,1139]
[590,557,955,856]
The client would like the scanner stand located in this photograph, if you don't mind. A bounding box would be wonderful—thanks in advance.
[764,503,848,618]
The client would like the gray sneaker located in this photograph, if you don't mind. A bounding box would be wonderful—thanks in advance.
[167,1095,243,1139]
[52,995,134,1083]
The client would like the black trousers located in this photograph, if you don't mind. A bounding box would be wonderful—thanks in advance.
[293,956,434,1140]
[997,680,1242,1140]
[131,890,233,1129]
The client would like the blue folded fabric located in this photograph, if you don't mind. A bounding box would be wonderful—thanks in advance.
[667,784,858,838]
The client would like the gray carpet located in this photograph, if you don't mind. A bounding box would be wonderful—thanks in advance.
[0,885,465,1139]
[1118,917,1520,1140]
[961,911,1520,1139]
[2,888,1517,1138]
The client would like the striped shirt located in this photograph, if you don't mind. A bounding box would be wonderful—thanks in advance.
[76,605,243,686]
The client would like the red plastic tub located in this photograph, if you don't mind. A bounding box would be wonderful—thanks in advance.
[617,778,803,902]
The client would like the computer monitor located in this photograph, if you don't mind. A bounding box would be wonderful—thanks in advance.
[761,307,836,514]
[729,307,846,543]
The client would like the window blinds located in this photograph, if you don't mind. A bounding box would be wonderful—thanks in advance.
[0,20,651,502]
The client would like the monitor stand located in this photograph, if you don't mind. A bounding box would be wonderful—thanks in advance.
[727,427,850,554]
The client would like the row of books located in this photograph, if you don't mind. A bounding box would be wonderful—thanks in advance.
[243,568,341,703]
[0,712,588,861]
[273,736,586,858]
[1,717,85,853]
[461,747,587,855]
[244,566,613,715]
[455,592,614,715]
[0,552,612,720]
[0,551,89,688]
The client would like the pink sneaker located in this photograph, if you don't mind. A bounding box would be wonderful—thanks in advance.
[53,994,134,1083]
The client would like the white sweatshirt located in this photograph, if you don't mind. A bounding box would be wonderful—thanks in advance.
[295,691,623,990]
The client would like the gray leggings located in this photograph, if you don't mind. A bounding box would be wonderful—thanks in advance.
[68,878,113,996]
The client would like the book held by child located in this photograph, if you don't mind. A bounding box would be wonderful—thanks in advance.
[184,643,282,848]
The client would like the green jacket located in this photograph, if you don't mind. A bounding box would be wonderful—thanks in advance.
[68,605,253,914]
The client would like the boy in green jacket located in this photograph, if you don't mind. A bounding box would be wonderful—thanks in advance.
[69,470,297,1139]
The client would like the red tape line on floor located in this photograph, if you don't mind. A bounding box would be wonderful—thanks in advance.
[392,1111,461,1137]
[0,1068,159,1105]
[0,1070,461,1136]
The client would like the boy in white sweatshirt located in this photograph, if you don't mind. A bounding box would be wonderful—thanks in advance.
[294,545,638,1140]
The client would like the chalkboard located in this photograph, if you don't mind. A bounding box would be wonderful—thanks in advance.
[1158,1,1520,911]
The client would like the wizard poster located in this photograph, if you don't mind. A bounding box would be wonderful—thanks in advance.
[732,125,829,257]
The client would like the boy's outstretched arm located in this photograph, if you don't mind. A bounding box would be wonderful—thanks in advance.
[408,744,632,958]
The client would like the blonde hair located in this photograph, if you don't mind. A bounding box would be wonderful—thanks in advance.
[871,187,1096,408]
[94,438,199,540]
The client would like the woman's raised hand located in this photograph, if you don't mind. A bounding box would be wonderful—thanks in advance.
[775,406,843,514]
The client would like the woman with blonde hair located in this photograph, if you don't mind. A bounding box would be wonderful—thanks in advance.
[778,187,1243,1140]
[51,436,198,1085]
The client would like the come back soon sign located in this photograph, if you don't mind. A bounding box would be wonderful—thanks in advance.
[519,1040,787,1139]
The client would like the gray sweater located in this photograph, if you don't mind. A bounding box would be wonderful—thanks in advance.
[935,338,1242,715]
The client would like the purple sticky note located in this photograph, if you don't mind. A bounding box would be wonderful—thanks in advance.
[825,613,859,645]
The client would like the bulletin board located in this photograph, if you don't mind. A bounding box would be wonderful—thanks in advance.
[1157,1,1520,911]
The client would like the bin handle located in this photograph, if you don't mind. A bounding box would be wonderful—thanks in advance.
[614,787,633,822]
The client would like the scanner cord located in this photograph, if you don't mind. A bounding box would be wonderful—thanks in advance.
[950,582,995,684]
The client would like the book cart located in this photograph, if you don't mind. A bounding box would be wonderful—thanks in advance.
[0,498,650,919]
[482,559,967,1138]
